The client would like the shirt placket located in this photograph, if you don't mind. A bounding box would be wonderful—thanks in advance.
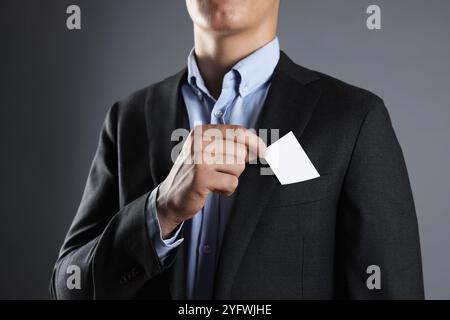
[194,78,236,299]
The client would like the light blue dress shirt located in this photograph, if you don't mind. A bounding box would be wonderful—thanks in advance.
[147,37,280,299]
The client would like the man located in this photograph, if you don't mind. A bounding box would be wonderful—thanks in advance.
[50,0,424,299]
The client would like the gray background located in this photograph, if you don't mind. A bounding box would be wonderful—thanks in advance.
[1,0,449,299]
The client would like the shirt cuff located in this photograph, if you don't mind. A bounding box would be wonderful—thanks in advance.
[147,186,184,265]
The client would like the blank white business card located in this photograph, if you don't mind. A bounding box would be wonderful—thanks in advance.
[264,131,320,185]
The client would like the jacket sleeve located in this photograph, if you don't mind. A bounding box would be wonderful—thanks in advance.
[335,97,424,299]
[50,103,164,299]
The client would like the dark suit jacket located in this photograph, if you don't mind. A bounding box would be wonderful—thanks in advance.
[50,52,424,299]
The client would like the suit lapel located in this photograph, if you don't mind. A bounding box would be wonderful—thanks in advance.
[214,52,322,298]
[145,68,189,299]
[146,68,189,185]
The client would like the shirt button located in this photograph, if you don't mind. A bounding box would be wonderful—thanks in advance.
[203,244,211,254]
[214,110,224,118]
[196,90,202,98]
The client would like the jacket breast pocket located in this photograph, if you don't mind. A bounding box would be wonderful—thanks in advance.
[267,174,332,208]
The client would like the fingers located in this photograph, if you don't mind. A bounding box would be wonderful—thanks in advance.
[202,124,266,158]
[205,171,239,196]
[212,162,246,177]
[186,124,267,198]
[199,139,247,165]
[191,124,267,164]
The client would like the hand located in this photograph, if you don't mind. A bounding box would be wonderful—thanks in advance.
[156,124,266,238]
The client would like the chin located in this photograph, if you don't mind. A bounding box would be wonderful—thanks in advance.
[191,0,250,33]
[207,14,247,33]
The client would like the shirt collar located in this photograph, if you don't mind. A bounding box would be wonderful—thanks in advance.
[186,37,280,98]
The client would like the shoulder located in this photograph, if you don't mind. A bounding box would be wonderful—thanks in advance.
[106,69,186,127]
[313,70,385,115]
[279,52,387,120]
[305,70,393,139]
[116,70,185,113]
[309,70,391,135]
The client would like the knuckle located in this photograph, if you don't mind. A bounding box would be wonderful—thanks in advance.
[192,124,204,132]
[193,163,206,173]
[192,170,208,189]
[228,175,239,190]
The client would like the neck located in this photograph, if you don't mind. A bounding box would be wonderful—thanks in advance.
[193,26,277,99]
